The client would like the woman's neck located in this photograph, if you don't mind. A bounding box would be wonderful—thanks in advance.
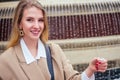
[23,37,38,57]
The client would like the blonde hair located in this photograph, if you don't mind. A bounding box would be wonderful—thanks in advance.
[7,0,48,49]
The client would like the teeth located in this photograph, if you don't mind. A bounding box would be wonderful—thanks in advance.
[30,30,40,34]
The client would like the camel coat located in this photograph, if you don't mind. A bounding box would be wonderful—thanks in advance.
[0,43,81,80]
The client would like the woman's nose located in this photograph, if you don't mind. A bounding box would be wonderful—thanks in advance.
[33,21,39,28]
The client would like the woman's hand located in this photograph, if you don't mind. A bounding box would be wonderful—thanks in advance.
[95,58,108,72]
[85,57,108,78]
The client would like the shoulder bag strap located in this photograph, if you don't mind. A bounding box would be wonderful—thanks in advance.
[45,45,54,80]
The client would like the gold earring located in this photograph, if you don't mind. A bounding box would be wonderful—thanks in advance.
[19,29,24,37]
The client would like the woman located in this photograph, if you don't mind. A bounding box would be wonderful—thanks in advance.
[0,0,107,80]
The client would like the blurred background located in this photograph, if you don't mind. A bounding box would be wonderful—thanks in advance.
[0,0,120,80]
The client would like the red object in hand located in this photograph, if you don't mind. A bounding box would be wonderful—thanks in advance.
[95,60,102,70]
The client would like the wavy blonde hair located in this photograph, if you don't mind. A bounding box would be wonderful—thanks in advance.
[7,0,48,49]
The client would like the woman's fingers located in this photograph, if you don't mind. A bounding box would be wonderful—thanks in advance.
[95,57,108,72]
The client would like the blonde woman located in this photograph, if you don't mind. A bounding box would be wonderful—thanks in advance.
[0,0,107,80]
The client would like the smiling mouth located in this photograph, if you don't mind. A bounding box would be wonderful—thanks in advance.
[30,30,40,35]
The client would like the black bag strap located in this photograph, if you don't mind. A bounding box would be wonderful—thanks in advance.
[45,45,54,80]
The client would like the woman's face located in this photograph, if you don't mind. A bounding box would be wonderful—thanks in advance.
[20,6,44,41]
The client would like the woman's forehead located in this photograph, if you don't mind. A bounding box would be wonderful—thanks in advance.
[23,6,43,18]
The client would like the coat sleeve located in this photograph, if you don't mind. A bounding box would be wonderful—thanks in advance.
[54,44,81,80]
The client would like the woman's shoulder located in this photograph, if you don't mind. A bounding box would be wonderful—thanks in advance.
[1,47,14,56]
[47,42,61,49]
[47,42,64,57]
[0,47,15,62]
[47,42,63,53]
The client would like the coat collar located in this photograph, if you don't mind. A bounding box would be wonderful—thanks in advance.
[14,44,26,63]
[14,43,55,63]
[20,38,46,64]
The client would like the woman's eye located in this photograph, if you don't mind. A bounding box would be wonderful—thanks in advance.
[39,19,44,22]
[26,19,33,22]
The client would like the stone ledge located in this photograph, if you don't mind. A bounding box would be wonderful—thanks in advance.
[48,35,120,50]
[1,35,120,53]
